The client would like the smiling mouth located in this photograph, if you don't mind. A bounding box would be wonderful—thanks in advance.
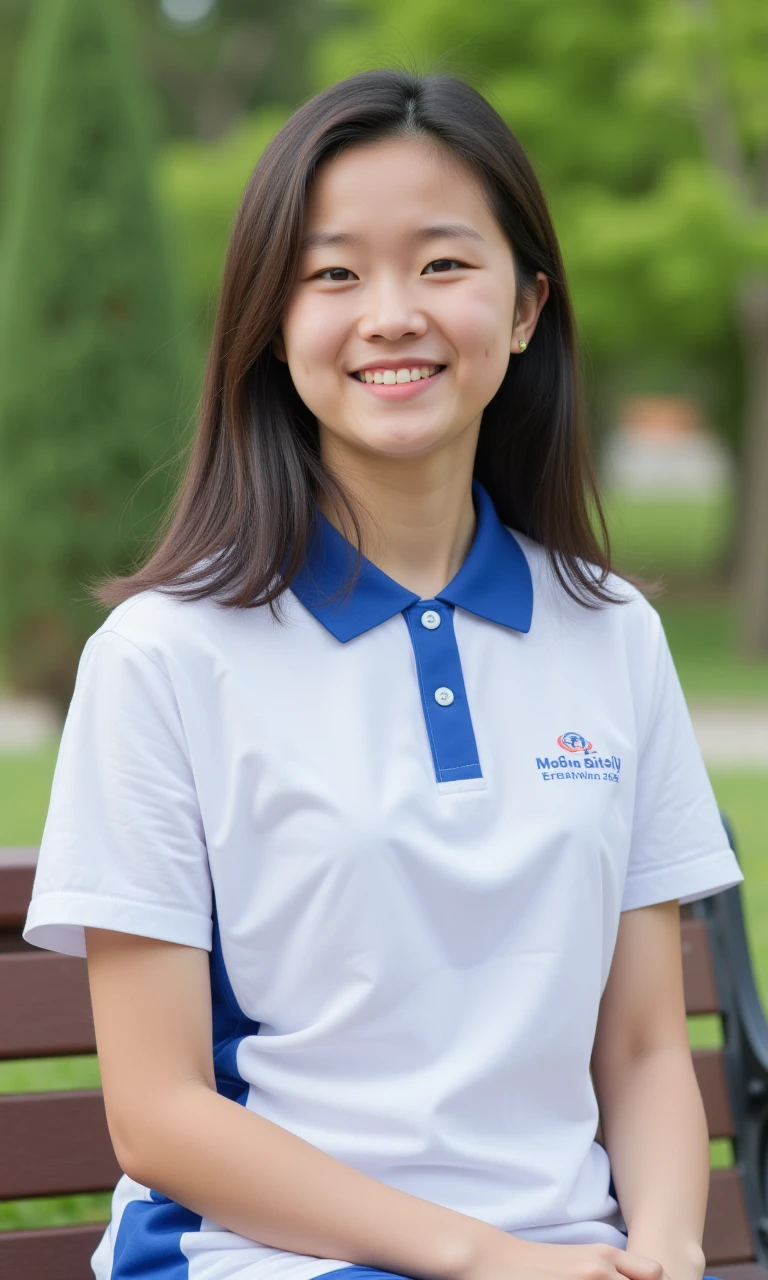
[351,364,445,384]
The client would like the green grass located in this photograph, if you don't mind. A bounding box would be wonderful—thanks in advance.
[602,491,768,702]
[0,739,61,845]
[710,772,768,1003]
[0,1191,113,1234]
[603,492,733,581]
[0,1054,101,1095]
[658,597,768,701]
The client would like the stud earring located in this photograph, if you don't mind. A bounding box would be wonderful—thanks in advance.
[518,339,527,351]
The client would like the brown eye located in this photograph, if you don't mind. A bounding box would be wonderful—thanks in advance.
[422,259,463,274]
[318,268,354,281]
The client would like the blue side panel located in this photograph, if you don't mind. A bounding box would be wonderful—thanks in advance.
[108,898,260,1275]
[111,1194,202,1278]
[403,601,483,784]
[210,904,262,1104]
[310,1269,413,1280]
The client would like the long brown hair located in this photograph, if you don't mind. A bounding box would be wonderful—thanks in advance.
[90,68,622,617]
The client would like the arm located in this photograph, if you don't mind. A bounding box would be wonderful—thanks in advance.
[590,901,709,1280]
[84,925,493,1280]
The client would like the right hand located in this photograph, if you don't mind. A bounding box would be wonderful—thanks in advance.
[455,1227,665,1280]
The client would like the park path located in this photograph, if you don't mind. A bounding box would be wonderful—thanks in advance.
[2,695,768,768]
[684,705,768,768]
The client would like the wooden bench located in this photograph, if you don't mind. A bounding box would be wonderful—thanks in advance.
[1,835,767,1279]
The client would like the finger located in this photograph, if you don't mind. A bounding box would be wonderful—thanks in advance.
[614,1252,664,1280]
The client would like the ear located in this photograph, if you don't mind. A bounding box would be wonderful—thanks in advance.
[511,271,550,353]
[272,329,287,363]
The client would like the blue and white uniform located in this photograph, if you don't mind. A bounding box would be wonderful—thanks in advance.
[24,478,743,1280]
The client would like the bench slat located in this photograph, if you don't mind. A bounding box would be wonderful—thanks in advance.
[0,949,96,1059]
[0,847,37,930]
[682,919,720,1015]
[704,1167,757,1265]
[693,1048,735,1139]
[0,1091,121,1199]
[0,1221,107,1280]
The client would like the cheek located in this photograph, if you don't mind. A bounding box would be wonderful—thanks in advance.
[281,297,348,376]
[444,281,514,369]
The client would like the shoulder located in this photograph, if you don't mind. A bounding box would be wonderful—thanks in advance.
[83,568,285,688]
[86,589,211,675]
[70,582,282,732]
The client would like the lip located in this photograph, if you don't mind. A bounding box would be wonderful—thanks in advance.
[350,366,446,400]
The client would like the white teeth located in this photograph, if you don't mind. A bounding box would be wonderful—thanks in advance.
[356,365,442,383]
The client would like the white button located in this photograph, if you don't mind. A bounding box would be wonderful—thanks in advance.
[434,686,454,706]
[421,610,441,630]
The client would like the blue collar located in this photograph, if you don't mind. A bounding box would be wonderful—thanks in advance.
[289,478,533,643]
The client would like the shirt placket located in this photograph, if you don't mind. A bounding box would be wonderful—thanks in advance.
[403,600,485,790]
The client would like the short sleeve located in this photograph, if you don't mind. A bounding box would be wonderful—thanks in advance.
[620,606,744,912]
[23,629,212,958]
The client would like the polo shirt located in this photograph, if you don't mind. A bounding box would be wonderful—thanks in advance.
[23,477,744,1280]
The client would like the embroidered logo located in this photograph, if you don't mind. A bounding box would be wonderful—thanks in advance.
[556,731,593,753]
[535,733,621,783]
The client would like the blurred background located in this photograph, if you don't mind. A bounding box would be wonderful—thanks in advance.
[1,0,767,1235]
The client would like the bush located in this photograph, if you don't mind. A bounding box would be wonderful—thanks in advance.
[0,0,191,710]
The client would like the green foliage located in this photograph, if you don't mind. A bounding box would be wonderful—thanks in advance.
[0,0,192,708]
[157,106,289,356]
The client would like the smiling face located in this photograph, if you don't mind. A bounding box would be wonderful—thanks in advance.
[276,135,545,478]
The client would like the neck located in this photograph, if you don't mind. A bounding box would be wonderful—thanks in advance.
[316,454,478,601]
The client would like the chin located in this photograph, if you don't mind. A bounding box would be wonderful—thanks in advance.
[359,426,446,455]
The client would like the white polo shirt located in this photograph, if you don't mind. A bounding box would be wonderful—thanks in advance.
[24,478,743,1280]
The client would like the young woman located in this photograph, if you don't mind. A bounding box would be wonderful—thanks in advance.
[23,69,740,1280]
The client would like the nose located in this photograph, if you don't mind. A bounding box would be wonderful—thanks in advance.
[357,275,428,342]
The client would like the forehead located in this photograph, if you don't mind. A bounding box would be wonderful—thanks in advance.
[303,136,502,243]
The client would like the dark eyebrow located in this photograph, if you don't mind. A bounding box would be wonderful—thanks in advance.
[300,231,361,251]
[416,223,485,243]
[300,223,484,251]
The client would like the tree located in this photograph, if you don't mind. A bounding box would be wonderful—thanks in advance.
[630,0,768,652]
[0,0,191,709]
[312,0,768,651]
[0,0,339,162]
[129,0,339,142]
